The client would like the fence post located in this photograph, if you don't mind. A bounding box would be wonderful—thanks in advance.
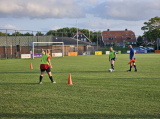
[157,38,159,50]
[12,37,13,58]
[5,29,7,59]
[15,30,16,58]
[19,38,20,58]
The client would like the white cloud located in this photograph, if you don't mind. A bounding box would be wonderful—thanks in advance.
[2,24,18,29]
[0,1,23,13]
[51,26,61,30]
[81,0,98,5]
[87,0,160,21]
[0,0,159,21]
[0,0,85,19]
[78,21,111,30]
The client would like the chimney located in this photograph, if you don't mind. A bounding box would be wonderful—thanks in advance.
[107,29,110,31]
[125,29,127,31]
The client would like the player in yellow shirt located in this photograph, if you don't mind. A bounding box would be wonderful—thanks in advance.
[109,47,117,71]
[39,49,56,84]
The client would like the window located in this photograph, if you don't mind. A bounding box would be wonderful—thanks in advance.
[103,38,107,40]
[126,37,131,40]
[110,34,111,35]
[81,38,83,41]
[115,36,116,39]
[128,42,130,44]
[108,38,114,40]
[104,34,106,36]
[81,35,82,37]
[78,35,79,37]
[132,42,133,44]
[122,36,123,39]
[126,34,128,35]
[134,42,136,44]
[131,34,133,35]
[84,38,86,41]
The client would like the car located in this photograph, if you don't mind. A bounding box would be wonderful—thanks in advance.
[147,47,154,50]
[142,47,150,51]
[140,48,145,51]
[134,48,139,51]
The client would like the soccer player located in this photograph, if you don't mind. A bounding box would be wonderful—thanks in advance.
[127,45,137,72]
[109,47,116,71]
[39,49,56,84]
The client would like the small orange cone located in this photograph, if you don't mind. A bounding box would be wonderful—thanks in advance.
[68,73,73,85]
[30,63,33,69]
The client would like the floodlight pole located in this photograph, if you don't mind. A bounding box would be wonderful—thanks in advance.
[77,20,78,55]
[97,31,98,50]
[89,21,90,40]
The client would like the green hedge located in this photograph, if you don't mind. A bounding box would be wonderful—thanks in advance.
[100,47,129,54]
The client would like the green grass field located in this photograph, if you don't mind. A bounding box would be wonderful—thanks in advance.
[0,54,160,119]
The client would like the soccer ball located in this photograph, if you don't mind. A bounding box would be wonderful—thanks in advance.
[108,69,112,72]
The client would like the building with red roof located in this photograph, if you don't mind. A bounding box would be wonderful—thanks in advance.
[101,29,137,46]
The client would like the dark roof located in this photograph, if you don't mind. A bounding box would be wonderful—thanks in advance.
[52,37,95,46]
[72,31,92,43]
[102,30,136,43]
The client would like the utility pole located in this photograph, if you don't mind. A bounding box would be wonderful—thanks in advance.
[77,20,78,54]
[62,32,63,43]
[89,21,90,40]
[97,31,98,50]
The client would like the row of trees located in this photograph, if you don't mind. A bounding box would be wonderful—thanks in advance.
[1,16,159,45]
[0,27,101,42]
[137,16,160,46]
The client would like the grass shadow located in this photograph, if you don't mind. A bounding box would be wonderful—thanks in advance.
[0,83,39,85]
[0,113,159,119]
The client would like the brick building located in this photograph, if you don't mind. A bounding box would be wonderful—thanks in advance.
[101,29,137,46]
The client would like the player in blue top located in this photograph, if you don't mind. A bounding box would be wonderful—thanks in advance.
[127,45,137,72]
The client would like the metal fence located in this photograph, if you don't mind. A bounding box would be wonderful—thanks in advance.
[0,29,157,59]
[0,29,99,59]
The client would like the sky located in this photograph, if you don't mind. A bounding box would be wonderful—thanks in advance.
[0,0,160,36]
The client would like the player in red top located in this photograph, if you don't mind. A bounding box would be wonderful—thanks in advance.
[39,49,56,84]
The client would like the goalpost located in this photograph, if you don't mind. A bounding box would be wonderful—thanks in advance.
[32,42,64,59]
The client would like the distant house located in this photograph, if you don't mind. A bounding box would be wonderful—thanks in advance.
[52,37,95,46]
[101,29,137,46]
[73,31,92,43]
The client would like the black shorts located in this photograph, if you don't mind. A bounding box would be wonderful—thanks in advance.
[41,67,51,73]
[111,58,115,61]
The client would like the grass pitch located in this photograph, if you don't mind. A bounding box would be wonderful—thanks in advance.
[0,54,160,119]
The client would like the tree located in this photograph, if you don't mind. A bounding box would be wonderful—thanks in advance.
[125,41,128,47]
[45,27,102,42]
[12,32,23,36]
[114,41,117,47]
[0,32,7,36]
[137,36,143,46]
[24,32,33,36]
[141,16,160,41]
[36,32,44,36]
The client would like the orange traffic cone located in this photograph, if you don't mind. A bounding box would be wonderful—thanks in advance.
[68,73,73,85]
[30,63,33,69]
